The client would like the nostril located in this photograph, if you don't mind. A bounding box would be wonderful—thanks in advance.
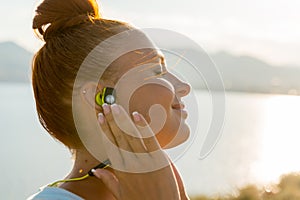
[176,82,191,97]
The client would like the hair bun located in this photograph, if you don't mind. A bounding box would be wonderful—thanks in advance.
[33,0,100,40]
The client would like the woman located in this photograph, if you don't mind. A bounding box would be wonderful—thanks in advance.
[28,0,191,199]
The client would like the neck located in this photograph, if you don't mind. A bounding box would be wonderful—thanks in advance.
[58,149,115,200]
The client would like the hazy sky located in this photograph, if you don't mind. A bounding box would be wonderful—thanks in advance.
[1,0,300,66]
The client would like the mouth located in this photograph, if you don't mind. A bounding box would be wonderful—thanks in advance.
[171,103,185,110]
[172,103,188,119]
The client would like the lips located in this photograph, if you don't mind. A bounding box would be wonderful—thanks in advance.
[172,103,185,110]
[172,102,188,119]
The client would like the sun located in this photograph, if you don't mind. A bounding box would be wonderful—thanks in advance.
[252,95,300,184]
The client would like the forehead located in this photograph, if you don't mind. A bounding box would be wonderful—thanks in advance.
[103,48,164,82]
[126,48,164,65]
[122,48,165,73]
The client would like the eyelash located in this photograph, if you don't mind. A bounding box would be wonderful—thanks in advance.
[153,62,167,77]
[154,70,167,76]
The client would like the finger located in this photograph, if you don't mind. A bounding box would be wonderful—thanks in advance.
[98,112,123,165]
[92,169,121,199]
[114,105,148,152]
[132,111,161,152]
[105,104,148,153]
[102,104,133,153]
[98,112,116,145]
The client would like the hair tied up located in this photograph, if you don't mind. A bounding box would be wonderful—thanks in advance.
[32,0,100,41]
[40,14,95,41]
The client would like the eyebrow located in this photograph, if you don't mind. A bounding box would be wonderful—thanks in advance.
[143,70,167,81]
[137,54,165,72]
[134,49,164,61]
[139,53,167,81]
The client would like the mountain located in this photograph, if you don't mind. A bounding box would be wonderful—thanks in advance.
[164,49,300,95]
[0,42,32,82]
[1,41,300,95]
[211,51,300,94]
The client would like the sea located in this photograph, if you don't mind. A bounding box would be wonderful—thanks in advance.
[1,83,300,199]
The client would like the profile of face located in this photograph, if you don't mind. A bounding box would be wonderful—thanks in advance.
[105,47,191,148]
[76,29,191,155]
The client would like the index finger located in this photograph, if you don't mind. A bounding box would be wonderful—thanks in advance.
[104,104,148,153]
[132,111,161,152]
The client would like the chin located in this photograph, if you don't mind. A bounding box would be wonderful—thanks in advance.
[161,123,190,149]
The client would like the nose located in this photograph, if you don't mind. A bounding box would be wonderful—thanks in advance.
[168,73,191,97]
[175,81,191,97]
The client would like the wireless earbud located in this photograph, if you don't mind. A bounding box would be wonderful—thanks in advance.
[95,87,116,106]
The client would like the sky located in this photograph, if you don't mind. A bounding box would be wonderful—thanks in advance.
[1,0,300,66]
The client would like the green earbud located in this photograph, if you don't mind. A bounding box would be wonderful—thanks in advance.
[95,87,116,106]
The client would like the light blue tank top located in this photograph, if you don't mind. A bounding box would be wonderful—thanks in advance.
[27,186,83,200]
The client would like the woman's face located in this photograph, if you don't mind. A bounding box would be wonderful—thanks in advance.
[107,48,191,148]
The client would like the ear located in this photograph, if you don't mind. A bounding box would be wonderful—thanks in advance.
[80,82,103,110]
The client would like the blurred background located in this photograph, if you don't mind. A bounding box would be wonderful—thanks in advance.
[1,0,300,199]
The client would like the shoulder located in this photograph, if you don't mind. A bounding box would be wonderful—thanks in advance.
[27,186,84,200]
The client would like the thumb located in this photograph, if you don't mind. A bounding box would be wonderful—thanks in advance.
[92,169,120,199]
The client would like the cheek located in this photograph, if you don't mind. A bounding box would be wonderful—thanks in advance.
[128,84,174,122]
[128,84,185,147]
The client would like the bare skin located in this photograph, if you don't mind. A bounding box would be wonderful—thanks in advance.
[58,48,190,199]
[94,104,189,200]
[59,104,189,200]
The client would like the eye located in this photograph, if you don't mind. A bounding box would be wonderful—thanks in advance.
[154,62,168,76]
[154,68,167,77]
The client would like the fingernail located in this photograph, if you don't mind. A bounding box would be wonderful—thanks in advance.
[111,104,120,115]
[102,103,110,115]
[94,169,106,177]
[98,113,105,124]
[91,169,101,177]
[132,111,141,122]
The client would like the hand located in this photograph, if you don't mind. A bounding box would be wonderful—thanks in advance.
[94,104,181,200]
